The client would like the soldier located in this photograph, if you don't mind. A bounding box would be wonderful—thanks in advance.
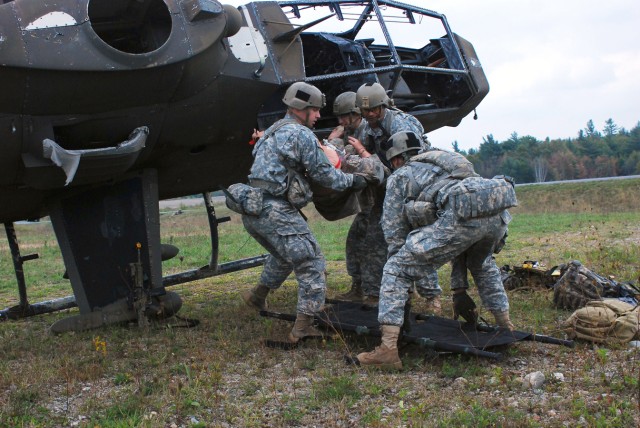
[350,82,442,311]
[241,82,368,343]
[356,131,514,369]
[323,91,380,300]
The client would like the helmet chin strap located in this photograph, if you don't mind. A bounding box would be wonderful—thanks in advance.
[304,110,312,128]
[348,114,361,130]
[291,108,314,128]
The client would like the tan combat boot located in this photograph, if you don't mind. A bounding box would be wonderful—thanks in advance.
[423,295,442,316]
[242,284,270,311]
[492,310,515,330]
[288,313,324,343]
[356,325,402,370]
[338,278,364,301]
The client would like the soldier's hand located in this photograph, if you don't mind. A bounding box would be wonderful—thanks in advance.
[453,290,478,324]
[252,129,264,140]
[351,174,368,190]
[329,126,344,140]
[347,136,369,157]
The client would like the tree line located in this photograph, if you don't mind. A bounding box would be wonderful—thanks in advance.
[451,119,640,184]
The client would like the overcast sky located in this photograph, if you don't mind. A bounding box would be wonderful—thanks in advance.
[416,0,640,151]
[227,1,640,151]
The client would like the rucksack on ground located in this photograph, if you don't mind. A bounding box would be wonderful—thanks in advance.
[501,261,560,291]
[552,260,639,310]
[561,299,640,343]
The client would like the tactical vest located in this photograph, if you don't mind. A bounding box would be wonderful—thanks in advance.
[249,118,313,208]
[401,149,475,228]
[403,149,517,228]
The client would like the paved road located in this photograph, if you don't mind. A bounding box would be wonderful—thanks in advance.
[516,174,640,186]
[159,196,224,209]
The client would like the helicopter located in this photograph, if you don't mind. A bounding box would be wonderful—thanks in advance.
[0,0,488,331]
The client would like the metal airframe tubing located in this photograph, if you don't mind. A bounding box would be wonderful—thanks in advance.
[162,254,268,287]
[4,222,28,308]
[305,64,467,83]
[438,14,468,76]
[371,0,404,97]
[278,1,470,96]
[372,0,400,68]
[278,0,445,20]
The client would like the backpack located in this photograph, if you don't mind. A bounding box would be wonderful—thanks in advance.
[561,299,639,343]
[447,175,518,220]
[501,261,560,291]
[410,149,477,179]
[402,149,478,229]
[552,260,640,310]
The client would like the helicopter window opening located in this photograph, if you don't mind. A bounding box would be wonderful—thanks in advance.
[283,4,446,49]
[88,0,171,54]
[277,3,474,119]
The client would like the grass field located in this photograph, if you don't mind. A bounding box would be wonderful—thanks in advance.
[0,179,639,427]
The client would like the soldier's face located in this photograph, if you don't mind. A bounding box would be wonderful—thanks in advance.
[306,107,321,128]
[361,106,384,126]
[337,113,361,130]
[391,155,405,170]
[292,107,321,128]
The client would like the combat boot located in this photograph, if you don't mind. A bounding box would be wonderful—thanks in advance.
[356,325,402,370]
[492,310,515,330]
[362,295,379,308]
[289,313,324,343]
[423,295,442,316]
[242,284,270,311]
[338,278,364,301]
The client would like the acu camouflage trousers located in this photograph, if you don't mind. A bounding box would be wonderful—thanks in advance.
[242,198,326,315]
[379,210,509,326]
[345,190,386,296]
[347,190,441,299]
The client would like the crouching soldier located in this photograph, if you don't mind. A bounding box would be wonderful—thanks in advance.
[356,131,516,369]
[239,82,368,343]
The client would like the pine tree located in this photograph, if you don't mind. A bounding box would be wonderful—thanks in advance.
[603,118,618,138]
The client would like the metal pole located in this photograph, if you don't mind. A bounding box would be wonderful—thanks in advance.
[4,222,30,309]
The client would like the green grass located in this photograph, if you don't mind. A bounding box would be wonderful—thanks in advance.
[514,178,640,213]
[312,374,362,404]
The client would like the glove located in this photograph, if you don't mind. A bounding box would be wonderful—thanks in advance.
[351,174,368,190]
[452,290,478,325]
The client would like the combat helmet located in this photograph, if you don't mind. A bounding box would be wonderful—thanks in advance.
[283,82,326,110]
[381,131,422,163]
[333,91,360,116]
[355,82,391,109]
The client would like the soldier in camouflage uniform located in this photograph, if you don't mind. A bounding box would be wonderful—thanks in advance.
[241,82,368,343]
[356,131,513,369]
[351,83,442,310]
[323,91,381,301]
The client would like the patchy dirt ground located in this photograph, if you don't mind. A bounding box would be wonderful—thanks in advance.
[1,278,638,427]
